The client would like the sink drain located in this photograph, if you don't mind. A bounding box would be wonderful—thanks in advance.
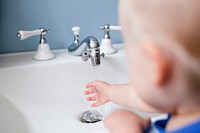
[81,110,102,123]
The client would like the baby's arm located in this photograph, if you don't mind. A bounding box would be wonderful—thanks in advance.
[85,81,160,113]
[104,110,150,133]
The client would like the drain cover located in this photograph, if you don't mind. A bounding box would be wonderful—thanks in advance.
[81,110,102,123]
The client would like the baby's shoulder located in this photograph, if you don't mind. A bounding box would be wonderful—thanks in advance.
[147,114,200,133]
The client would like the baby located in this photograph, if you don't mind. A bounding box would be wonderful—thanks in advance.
[85,0,200,132]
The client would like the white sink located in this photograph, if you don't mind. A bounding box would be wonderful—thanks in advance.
[0,45,163,133]
[0,45,129,133]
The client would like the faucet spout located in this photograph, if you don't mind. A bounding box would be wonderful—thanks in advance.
[68,36,98,55]
[81,36,104,66]
[68,27,104,66]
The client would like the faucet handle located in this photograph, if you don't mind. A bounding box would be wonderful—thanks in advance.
[99,24,121,31]
[82,51,90,62]
[17,28,49,40]
[101,53,105,58]
[99,24,121,39]
[99,24,120,54]
[72,26,80,36]
[109,25,121,31]
[17,28,55,61]
[17,29,41,40]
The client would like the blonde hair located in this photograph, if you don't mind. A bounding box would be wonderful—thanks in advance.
[121,0,200,92]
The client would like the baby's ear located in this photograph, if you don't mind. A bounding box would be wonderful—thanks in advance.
[143,43,171,86]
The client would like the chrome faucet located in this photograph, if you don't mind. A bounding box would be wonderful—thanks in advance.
[81,36,105,66]
[68,27,104,66]
[68,27,105,123]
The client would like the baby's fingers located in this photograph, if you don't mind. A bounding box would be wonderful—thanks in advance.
[87,96,97,101]
[84,89,95,95]
[85,81,99,88]
[91,102,101,107]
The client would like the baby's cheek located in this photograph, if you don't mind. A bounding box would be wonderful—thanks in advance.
[129,51,147,81]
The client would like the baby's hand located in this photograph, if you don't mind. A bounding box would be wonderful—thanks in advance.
[104,110,151,133]
[85,80,110,107]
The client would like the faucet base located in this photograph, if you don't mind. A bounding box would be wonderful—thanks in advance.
[33,43,56,61]
[100,39,117,54]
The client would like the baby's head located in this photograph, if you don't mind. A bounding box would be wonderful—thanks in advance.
[119,0,200,112]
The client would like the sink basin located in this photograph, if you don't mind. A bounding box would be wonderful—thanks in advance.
[0,45,128,133]
[0,45,162,133]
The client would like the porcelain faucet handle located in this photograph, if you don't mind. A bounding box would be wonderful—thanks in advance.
[109,25,121,31]
[17,29,41,40]
[17,28,49,40]
[99,24,121,31]
[72,26,80,36]
[17,28,55,61]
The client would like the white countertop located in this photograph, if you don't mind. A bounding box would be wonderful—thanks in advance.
[0,44,125,70]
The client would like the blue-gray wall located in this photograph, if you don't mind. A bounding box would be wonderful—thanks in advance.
[0,0,122,54]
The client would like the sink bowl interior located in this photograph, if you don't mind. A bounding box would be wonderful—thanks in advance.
[0,48,132,133]
[0,47,163,133]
